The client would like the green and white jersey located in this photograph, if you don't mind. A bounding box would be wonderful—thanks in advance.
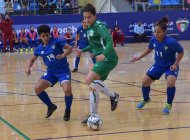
[82,20,118,59]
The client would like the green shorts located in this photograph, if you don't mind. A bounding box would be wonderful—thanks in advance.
[92,56,118,80]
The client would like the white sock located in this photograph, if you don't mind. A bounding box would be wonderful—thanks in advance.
[90,80,115,97]
[90,90,99,115]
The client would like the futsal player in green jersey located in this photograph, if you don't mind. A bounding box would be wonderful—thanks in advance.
[75,3,120,125]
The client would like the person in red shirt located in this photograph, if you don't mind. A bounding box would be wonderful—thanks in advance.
[2,13,14,52]
[51,26,60,39]
[27,25,38,50]
[112,25,125,47]
[64,28,74,45]
[12,28,19,51]
[19,27,29,51]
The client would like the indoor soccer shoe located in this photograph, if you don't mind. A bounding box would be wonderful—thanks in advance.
[72,68,78,72]
[63,109,71,121]
[137,99,151,109]
[110,93,119,111]
[46,104,57,118]
[162,103,172,115]
[81,115,90,125]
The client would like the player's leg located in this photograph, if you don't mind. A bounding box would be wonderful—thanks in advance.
[86,71,101,113]
[90,79,119,111]
[90,61,119,111]
[163,69,178,115]
[61,81,73,121]
[35,74,57,118]
[72,47,82,72]
[81,71,100,125]
[137,74,154,109]
[137,65,164,109]
[58,73,73,121]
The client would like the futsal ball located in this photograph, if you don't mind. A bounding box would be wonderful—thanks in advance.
[87,114,103,131]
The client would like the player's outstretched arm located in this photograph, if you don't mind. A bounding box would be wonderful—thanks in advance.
[130,48,152,63]
[26,55,38,76]
[56,43,72,59]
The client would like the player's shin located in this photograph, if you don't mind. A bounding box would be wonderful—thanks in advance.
[167,86,176,104]
[90,90,99,115]
[37,91,53,107]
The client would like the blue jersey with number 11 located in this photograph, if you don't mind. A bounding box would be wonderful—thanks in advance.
[34,38,70,73]
[148,36,184,67]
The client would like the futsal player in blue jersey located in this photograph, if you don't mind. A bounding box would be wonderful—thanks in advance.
[72,19,96,72]
[26,25,73,121]
[130,17,184,115]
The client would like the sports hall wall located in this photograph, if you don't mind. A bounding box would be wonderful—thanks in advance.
[12,10,190,40]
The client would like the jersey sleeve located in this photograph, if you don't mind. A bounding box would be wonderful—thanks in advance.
[97,24,113,58]
[34,47,39,56]
[148,37,154,50]
[170,39,184,53]
[56,39,67,48]
[76,27,80,34]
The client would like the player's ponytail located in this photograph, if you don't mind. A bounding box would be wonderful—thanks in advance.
[155,16,169,32]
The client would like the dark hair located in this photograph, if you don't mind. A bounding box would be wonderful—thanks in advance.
[155,16,169,32]
[83,3,96,16]
[37,25,50,35]
[114,25,119,30]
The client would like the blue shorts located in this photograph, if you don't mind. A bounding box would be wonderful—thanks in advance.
[41,72,71,87]
[146,64,179,80]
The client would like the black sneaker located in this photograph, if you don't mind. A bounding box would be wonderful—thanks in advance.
[72,68,78,72]
[63,109,71,121]
[46,104,57,118]
[81,115,90,125]
[110,93,119,111]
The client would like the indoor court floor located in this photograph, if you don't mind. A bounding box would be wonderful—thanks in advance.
[0,41,190,140]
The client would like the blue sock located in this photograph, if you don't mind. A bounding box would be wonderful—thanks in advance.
[167,87,176,104]
[142,86,150,101]
[37,91,53,107]
[92,57,96,64]
[75,57,80,68]
[65,95,73,111]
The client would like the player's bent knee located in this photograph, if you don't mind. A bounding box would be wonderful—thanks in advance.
[85,77,92,86]
[63,88,72,96]
[90,80,104,93]
[34,85,42,95]
[167,81,175,87]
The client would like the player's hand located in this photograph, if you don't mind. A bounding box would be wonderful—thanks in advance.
[96,54,105,62]
[26,69,31,76]
[130,57,140,63]
[170,64,177,71]
[56,54,65,60]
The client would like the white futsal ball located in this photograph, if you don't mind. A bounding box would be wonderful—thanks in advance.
[87,114,103,131]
